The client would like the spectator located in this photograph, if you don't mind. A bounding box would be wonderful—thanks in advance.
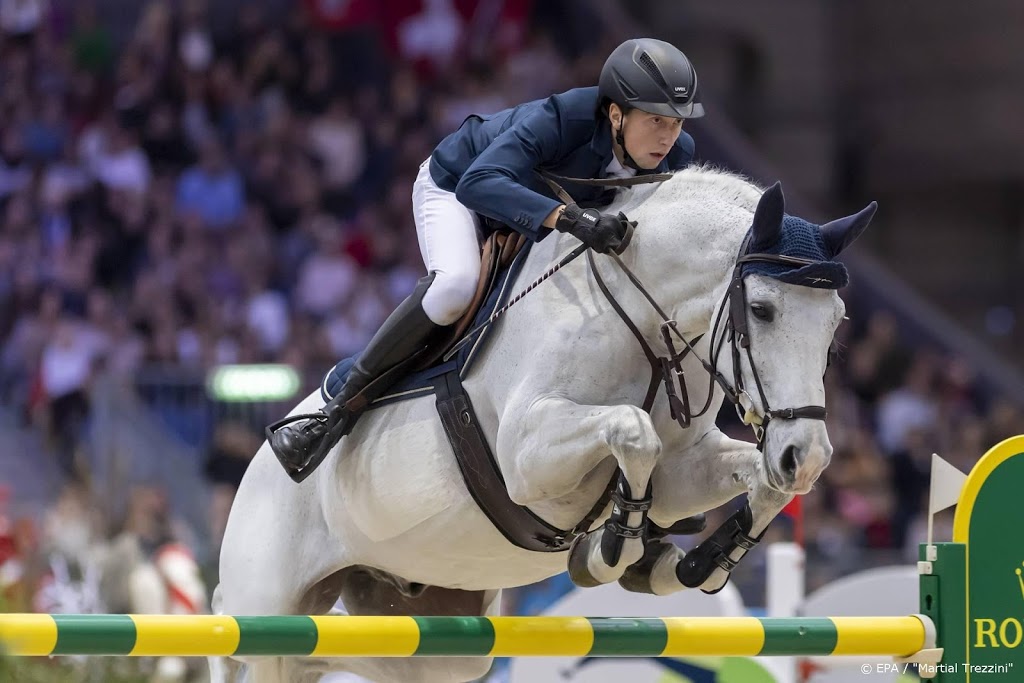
[395,0,465,76]
[22,94,68,163]
[293,214,359,318]
[88,123,152,194]
[175,136,245,229]
[875,354,939,455]
[0,0,47,41]
[307,96,366,207]
[845,310,911,405]
[69,2,114,76]
[888,427,935,550]
[0,125,33,200]
[203,422,259,549]
[38,315,99,477]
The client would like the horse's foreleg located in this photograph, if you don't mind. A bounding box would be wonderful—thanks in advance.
[677,481,792,594]
[621,429,790,595]
[497,396,663,587]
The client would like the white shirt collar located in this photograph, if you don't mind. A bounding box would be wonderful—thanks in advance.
[605,153,637,180]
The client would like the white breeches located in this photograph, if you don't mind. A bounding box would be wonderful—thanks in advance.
[412,159,482,325]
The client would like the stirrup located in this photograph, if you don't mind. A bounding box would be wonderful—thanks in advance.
[266,408,357,484]
[265,412,328,435]
[276,450,330,484]
[265,413,332,484]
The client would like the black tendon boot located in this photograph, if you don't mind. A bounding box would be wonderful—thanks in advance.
[267,274,443,482]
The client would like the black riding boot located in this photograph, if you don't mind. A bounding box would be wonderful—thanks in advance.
[268,274,443,482]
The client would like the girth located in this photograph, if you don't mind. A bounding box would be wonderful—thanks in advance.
[434,369,613,552]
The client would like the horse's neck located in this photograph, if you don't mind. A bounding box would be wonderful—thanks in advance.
[492,231,666,405]
[605,180,753,341]
[503,170,756,400]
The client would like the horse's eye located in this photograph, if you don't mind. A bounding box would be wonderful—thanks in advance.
[750,302,774,322]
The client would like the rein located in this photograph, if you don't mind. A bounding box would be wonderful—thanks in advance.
[542,172,828,452]
[442,172,673,362]
[591,244,828,452]
[446,165,823,454]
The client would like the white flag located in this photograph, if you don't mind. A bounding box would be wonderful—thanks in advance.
[928,453,968,515]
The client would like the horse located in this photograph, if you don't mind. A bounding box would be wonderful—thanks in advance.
[210,165,876,683]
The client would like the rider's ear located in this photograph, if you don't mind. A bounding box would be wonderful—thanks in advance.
[751,181,785,248]
[820,201,878,258]
[608,103,622,129]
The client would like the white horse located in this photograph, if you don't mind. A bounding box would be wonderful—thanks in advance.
[211,166,876,683]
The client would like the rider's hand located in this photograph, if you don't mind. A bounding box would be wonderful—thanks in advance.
[555,203,636,255]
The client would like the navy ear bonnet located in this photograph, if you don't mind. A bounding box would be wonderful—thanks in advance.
[743,214,848,289]
[739,181,877,290]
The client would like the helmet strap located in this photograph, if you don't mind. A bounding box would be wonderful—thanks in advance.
[615,118,642,171]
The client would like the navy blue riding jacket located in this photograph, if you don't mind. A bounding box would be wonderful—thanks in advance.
[429,86,694,241]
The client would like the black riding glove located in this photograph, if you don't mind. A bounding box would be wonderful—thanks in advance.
[555,203,636,255]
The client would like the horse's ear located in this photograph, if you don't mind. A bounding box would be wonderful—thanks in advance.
[751,181,785,248]
[821,201,878,257]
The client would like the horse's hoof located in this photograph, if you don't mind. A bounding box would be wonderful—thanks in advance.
[567,533,604,588]
[619,539,677,594]
[675,543,719,589]
[699,575,731,595]
[676,504,761,588]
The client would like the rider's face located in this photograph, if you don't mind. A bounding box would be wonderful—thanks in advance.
[610,105,685,170]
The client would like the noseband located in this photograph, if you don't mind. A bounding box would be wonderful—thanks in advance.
[588,232,828,452]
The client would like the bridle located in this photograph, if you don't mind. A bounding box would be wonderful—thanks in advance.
[536,169,831,456]
[539,171,829,455]
[588,235,828,455]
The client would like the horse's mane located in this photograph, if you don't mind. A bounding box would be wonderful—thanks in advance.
[609,163,765,219]
[661,164,765,211]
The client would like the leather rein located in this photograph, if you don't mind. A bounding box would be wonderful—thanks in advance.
[541,171,828,454]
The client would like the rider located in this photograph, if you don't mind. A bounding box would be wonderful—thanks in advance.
[268,38,705,480]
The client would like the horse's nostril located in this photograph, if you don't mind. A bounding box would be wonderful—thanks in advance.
[780,445,800,477]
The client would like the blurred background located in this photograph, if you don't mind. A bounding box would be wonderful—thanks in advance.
[0,0,1022,680]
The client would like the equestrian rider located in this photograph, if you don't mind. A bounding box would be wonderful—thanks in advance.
[268,38,705,480]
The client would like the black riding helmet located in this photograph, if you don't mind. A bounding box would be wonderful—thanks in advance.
[599,38,704,119]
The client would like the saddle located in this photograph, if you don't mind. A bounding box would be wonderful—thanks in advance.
[415,229,528,372]
[321,229,529,408]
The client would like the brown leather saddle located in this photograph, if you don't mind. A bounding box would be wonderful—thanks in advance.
[416,229,528,371]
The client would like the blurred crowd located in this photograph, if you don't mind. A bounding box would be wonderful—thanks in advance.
[1,0,1023,648]
[793,307,1023,584]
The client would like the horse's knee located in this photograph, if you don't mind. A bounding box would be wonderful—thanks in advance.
[423,269,479,325]
[601,405,662,463]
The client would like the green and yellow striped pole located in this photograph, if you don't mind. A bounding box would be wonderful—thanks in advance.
[1,615,932,658]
